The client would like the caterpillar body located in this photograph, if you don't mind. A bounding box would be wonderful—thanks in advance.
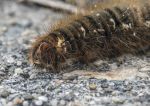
[29,0,150,72]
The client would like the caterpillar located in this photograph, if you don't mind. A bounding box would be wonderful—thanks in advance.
[29,0,150,73]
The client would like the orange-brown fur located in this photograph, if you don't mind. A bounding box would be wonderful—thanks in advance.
[29,0,150,72]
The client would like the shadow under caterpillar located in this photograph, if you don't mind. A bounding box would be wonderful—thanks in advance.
[29,0,150,73]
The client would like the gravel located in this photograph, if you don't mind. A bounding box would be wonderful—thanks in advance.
[0,0,149,106]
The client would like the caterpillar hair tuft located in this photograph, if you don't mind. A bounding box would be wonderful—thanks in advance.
[29,0,150,73]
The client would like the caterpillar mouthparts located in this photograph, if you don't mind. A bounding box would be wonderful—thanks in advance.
[29,0,150,72]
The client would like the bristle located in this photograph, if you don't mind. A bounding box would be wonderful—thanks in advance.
[29,0,150,72]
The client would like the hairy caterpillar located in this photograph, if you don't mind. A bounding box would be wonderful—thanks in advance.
[29,0,150,72]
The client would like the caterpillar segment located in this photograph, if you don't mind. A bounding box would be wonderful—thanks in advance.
[29,1,150,72]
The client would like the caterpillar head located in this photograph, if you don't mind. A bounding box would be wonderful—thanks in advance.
[29,34,66,71]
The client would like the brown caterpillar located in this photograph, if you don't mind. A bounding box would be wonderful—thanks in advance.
[29,0,150,72]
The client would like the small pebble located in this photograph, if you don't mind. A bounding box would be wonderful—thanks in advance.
[23,101,29,106]
[6,102,14,106]
[0,98,7,106]
[139,66,150,72]
[16,61,22,66]
[109,82,115,86]
[59,100,66,106]
[98,63,110,71]
[112,91,120,96]
[89,83,97,90]
[104,87,113,93]
[13,97,23,105]
[64,94,74,101]
[123,85,133,91]
[9,19,32,28]
[34,100,43,106]
[89,101,96,105]
[0,26,7,34]
[0,89,10,98]
[112,97,125,104]
[38,96,48,102]
[0,71,6,75]
[29,73,37,79]
[63,75,78,81]
[85,96,92,101]
[7,56,15,64]
[93,60,104,66]
[8,11,15,17]
[20,72,30,79]
[19,19,32,28]
[24,94,34,100]
[101,83,109,88]
[51,99,58,106]
[14,68,23,75]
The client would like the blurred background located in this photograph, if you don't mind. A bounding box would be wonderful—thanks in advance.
[0,0,106,51]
